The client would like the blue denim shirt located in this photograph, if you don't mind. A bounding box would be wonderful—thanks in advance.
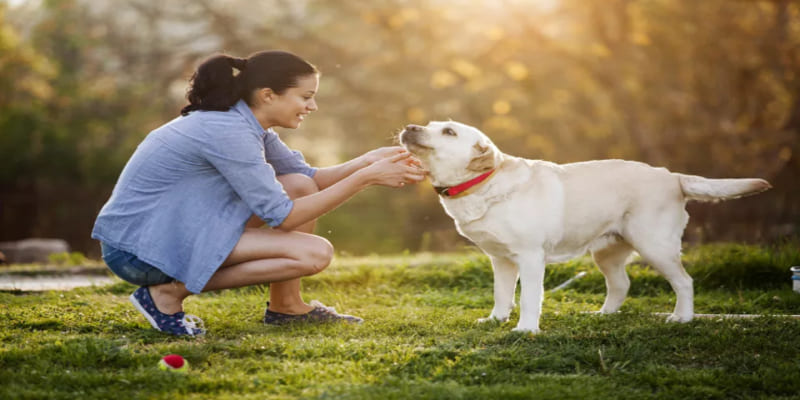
[91,100,316,293]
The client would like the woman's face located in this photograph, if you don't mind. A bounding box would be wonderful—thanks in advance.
[264,74,319,129]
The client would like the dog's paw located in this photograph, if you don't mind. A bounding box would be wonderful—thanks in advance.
[477,315,508,324]
[511,325,540,334]
[665,313,693,323]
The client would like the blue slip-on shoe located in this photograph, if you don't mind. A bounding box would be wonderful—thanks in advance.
[129,286,205,336]
[262,300,363,325]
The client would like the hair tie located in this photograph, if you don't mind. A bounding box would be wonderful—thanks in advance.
[229,57,247,71]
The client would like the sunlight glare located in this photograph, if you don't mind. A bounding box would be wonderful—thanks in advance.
[438,0,559,13]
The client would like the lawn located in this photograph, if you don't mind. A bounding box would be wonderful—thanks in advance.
[2,242,800,399]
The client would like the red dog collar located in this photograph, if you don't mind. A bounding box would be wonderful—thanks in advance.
[434,169,496,198]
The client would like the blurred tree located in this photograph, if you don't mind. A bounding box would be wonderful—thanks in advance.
[0,2,56,245]
[1,0,200,252]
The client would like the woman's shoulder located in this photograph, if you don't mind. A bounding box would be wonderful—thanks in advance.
[192,108,249,126]
[174,109,259,138]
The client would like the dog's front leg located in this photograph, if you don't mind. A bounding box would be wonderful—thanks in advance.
[478,255,518,323]
[512,250,546,334]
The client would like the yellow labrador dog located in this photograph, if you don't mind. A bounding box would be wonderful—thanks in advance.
[399,121,771,333]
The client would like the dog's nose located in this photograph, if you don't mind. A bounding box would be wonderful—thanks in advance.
[405,124,423,132]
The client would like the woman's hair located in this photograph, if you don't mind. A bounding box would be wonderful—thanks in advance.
[180,50,318,116]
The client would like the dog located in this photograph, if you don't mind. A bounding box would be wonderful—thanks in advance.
[399,121,771,333]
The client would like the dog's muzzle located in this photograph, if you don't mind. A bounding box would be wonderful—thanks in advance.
[399,124,426,147]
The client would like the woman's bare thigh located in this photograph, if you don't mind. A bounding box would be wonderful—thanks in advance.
[221,227,328,267]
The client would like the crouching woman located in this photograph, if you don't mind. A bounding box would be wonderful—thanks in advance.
[92,50,425,336]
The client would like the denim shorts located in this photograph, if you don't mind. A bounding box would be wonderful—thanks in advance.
[100,242,174,286]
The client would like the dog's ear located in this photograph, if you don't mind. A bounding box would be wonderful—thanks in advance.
[467,142,495,172]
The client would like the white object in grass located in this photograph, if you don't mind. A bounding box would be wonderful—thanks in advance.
[550,271,588,292]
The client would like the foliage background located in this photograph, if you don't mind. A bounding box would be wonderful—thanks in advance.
[1,0,798,256]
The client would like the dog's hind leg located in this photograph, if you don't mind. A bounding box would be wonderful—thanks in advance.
[624,202,694,322]
[591,241,634,314]
[479,255,519,323]
[629,238,693,323]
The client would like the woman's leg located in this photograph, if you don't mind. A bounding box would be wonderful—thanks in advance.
[148,228,332,313]
[264,174,321,314]
[148,174,325,315]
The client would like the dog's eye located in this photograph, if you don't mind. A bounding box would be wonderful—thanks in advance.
[442,127,457,136]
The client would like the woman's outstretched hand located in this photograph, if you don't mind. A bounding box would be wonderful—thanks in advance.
[361,146,408,166]
[359,149,427,188]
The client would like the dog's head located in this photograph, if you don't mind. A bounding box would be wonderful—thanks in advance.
[399,121,502,186]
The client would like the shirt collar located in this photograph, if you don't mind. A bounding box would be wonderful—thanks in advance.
[232,99,268,138]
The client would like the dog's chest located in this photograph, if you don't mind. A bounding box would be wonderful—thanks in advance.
[460,225,514,255]
[456,210,532,256]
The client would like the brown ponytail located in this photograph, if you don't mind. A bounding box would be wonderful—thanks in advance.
[180,55,247,116]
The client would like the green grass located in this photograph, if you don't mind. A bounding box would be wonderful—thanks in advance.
[2,242,800,399]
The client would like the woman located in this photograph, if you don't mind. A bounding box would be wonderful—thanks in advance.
[92,50,426,336]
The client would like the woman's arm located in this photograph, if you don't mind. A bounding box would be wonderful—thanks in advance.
[312,146,408,189]
[277,151,425,231]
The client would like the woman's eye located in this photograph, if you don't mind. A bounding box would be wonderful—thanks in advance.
[442,128,457,136]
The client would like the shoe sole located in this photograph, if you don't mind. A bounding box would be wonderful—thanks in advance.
[129,292,164,332]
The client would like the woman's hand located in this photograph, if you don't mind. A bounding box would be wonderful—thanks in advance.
[361,146,407,166]
[359,151,427,188]
[362,146,424,169]
[313,146,425,190]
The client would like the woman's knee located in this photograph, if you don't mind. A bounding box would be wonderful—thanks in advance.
[301,237,334,275]
[277,174,319,199]
[246,174,317,228]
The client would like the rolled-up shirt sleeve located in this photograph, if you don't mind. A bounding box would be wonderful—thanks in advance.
[264,129,317,177]
[201,129,294,227]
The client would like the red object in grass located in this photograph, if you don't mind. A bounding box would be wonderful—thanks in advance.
[160,354,186,370]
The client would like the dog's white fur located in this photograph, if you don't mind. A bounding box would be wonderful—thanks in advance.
[400,121,771,333]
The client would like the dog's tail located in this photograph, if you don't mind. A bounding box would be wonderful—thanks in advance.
[676,174,771,202]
